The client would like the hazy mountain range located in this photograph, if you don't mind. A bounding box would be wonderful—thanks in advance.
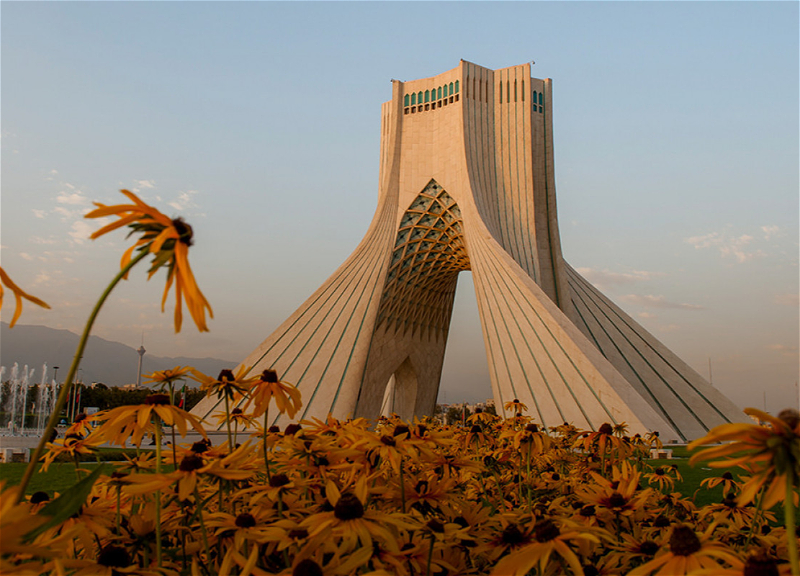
[1,322,237,386]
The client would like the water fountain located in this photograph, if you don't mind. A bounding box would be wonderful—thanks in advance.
[0,362,61,460]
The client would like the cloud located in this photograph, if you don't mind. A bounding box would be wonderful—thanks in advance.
[33,271,52,285]
[68,220,95,244]
[685,231,765,263]
[619,294,705,310]
[766,344,799,357]
[637,312,656,319]
[168,190,198,211]
[761,225,780,240]
[657,324,680,333]
[136,180,155,189]
[19,253,34,261]
[32,209,46,219]
[30,236,59,245]
[575,267,664,289]
[56,190,89,205]
[774,293,800,307]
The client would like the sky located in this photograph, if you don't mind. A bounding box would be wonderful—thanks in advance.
[1,2,798,413]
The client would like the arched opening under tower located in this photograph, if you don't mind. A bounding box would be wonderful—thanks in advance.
[379,357,419,421]
[438,271,493,406]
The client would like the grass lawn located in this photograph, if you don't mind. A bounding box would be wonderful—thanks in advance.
[0,461,117,496]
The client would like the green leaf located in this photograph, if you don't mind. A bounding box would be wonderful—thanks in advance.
[24,465,105,542]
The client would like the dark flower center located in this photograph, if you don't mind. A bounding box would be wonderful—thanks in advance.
[334,492,364,521]
[426,519,445,533]
[551,473,560,481]
[655,467,665,476]
[289,528,308,539]
[453,516,469,528]
[778,408,800,431]
[654,515,671,528]
[470,425,482,434]
[261,369,279,383]
[416,424,427,436]
[722,471,734,480]
[415,480,429,493]
[534,519,560,543]
[293,559,323,576]
[269,473,290,488]
[218,369,235,382]
[268,425,281,433]
[500,523,525,545]
[315,456,330,467]
[172,218,194,246]
[669,525,702,556]
[380,435,396,447]
[235,513,256,528]
[97,544,131,568]
[723,493,738,508]
[579,505,596,517]
[191,440,210,453]
[607,492,627,508]
[393,424,410,437]
[30,491,50,504]
[179,455,204,472]
[639,540,659,556]
[145,393,170,405]
[74,413,87,422]
[231,408,243,415]
[525,423,539,433]
[598,423,614,435]
[744,553,779,576]
[284,424,302,436]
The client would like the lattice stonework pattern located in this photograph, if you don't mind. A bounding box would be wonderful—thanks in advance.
[377,180,469,339]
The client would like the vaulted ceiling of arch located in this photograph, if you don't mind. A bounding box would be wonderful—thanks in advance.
[377,180,471,339]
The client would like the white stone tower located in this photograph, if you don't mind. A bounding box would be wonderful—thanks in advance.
[192,60,744,441]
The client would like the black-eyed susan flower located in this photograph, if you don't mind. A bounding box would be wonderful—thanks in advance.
[488,517,602,576]
[629,523,743,576]
[92,393,207,448]
[241,368,302,420]
[0,267,50,328]
[689,408,800,509]
[85,189,212,332]
[40,433,104,472]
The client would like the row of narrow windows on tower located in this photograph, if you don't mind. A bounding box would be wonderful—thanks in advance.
[402,76,545,114]
[496,80,545,113]
[403,81,460,114]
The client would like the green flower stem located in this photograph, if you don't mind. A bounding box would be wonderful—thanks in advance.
[224,394,233,449]
[263,408,271,482]
[155,418,163,568]
[786,473,798,576]
[17,250,149,500]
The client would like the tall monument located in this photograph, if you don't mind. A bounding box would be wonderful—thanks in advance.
[192,61,743,441]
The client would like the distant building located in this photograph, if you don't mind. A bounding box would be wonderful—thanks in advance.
[192,61,744,441]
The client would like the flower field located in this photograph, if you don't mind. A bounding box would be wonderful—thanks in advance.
[2,189,797,575]
[1,389,798,576]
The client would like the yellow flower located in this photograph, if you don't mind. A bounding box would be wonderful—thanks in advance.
[241,369,302,419]
[628,524,742,576]
[145,366,194,388]
[0,267,50,328]
[40,433,104,471]
[92,393,207,447]
[192,367,257,402]
[489,518,601,576]
[85,189,212,332]
[689,408,800,508]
